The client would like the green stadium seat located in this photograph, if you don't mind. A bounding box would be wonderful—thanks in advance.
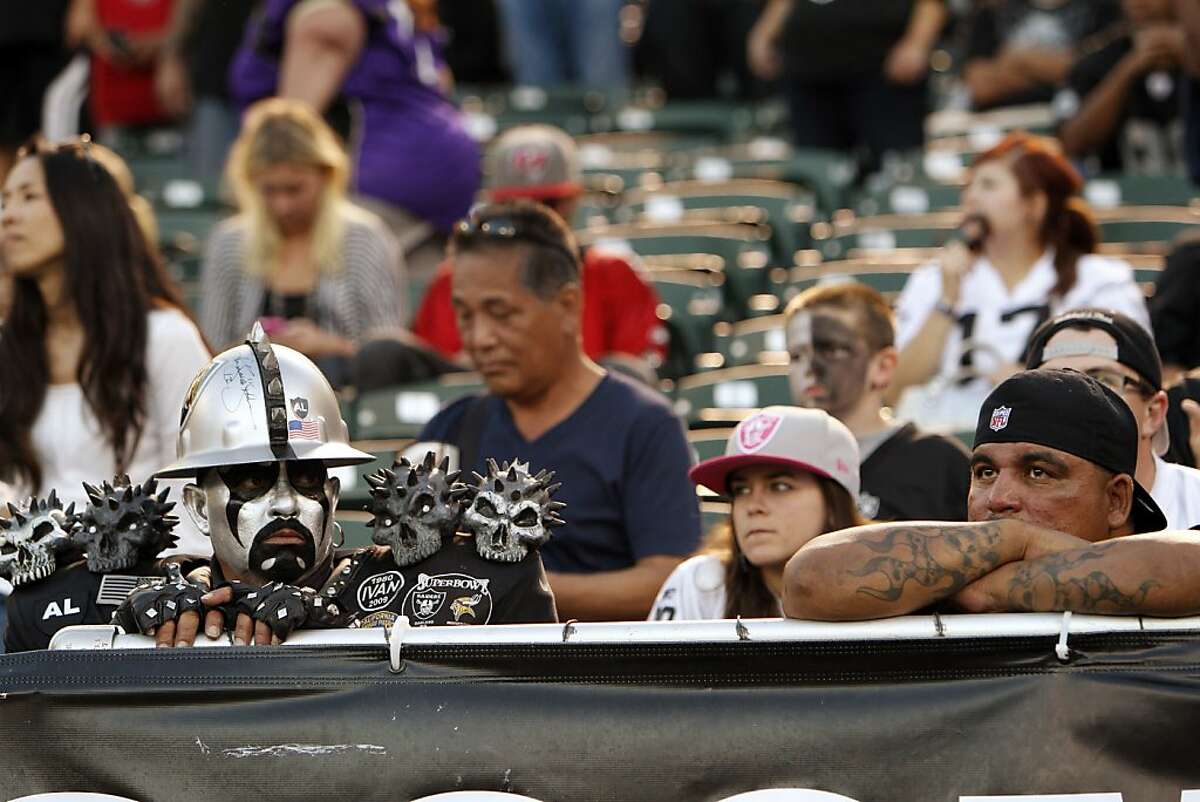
[621,179,815,265]
[1095,207,1200,253]
[647,268,725,377]
[713,314,788,368]
[353,374,485,440]
[579,222,773,317]
[854,181,963,216]
[673,364,792,425]
[598,100,753,141]
[812,212,958,261]
[1084,175,1197,208]
[688,427,735,463]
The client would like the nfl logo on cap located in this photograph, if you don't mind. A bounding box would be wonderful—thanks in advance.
[989,405,1012,432]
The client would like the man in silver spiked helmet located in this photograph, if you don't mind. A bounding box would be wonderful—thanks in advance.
[156,322,373,589]
[115,325,557,646]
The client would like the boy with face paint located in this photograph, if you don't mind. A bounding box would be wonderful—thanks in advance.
[785,283,970,522]
[116,325,556,647]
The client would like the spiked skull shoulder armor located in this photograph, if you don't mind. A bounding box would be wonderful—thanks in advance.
[0,491,76,586]
[75,476,179,573]
[364,451,472,567]
[463,459,565,563]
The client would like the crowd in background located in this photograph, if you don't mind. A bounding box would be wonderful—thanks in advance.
[3,0,1200,648]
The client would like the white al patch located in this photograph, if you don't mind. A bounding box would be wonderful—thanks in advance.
[41,598,82,620]
[356,570,405,613]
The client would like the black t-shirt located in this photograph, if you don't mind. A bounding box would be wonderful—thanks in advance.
[1055,35,1183,172]
[329,539,558,629]
[966,0,1119,108]
[4,559,191,653]
[1150,237,1200,371]
[782,0,918,82]
[858,423,971,522]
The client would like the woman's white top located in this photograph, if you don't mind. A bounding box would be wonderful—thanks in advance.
[893,251,1151,430]
[648,555,728,621]
[1,308,212,556]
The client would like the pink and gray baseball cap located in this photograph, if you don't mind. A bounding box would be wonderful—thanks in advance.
[690,406,861,499]
[485,124,583,202]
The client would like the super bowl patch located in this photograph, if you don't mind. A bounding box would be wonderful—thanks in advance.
[402,573,493,626]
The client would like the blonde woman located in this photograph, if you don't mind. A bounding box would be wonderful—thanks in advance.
[200,98,403,380]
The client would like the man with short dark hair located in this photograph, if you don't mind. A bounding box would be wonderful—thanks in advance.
[1025,307,1200,529]
[785,282,969,521]
[781,368,1200,621]
[412,124,667,385]
[412,200,701,622]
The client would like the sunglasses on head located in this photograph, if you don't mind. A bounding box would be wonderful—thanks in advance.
[454,214,577,264]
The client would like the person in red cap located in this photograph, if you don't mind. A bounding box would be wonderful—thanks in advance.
[649,406,867,621]
[781,368,1200,621]
[412,124,667,384]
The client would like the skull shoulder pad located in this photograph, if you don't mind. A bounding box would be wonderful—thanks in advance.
[0,490,77,587]
[76,475,179,573]
[462,458,565,563]
[363,451,472,567]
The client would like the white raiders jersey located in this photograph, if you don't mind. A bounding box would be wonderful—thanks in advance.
[893,250,1151,429]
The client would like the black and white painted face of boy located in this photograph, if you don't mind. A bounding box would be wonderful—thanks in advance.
[198,460,338,585]
[786,308,872,417]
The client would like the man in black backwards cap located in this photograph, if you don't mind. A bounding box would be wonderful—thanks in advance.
[782,368,1200,620]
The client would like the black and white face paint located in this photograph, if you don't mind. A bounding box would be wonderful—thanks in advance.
[787,309,871,417]
[200,461,337,585]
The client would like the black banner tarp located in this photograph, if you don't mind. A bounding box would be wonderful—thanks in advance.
[4,626,1200,801]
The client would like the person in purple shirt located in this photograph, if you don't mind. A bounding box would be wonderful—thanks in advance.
[230,0,480,277]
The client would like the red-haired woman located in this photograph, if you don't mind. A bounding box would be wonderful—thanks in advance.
[890,132,1149,428]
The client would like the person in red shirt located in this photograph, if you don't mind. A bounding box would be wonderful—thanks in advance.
[66,0,172,131]
[412,124,667,383]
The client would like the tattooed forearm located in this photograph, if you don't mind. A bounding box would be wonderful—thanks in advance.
[1005,546,1162,612]
[850,523,1006,602]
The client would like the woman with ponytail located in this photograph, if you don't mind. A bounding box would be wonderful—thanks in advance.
[648,407,867,620]
[890,132,1149,429]
[0,140,210,553]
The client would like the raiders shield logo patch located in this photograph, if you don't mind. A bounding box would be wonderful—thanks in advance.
[737,412,782,454]
[403,573,493,626]
[989,405,1012,432]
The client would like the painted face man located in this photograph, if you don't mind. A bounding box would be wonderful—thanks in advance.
[188,460,338,587]
[786,306,874,418]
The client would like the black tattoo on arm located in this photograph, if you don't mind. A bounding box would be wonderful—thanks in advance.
[1004,544,1162,613]
[850,523,1006,602]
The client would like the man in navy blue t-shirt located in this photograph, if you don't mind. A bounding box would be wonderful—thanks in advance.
[411,200,700,621]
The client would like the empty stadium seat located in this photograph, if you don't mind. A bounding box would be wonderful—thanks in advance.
[713,314,788,368]
[353,374,485,440]
[674,364,791,425]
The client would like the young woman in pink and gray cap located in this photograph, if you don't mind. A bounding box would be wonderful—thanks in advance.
[648,407,866,621]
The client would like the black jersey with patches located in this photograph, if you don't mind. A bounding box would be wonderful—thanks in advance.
[324,538,558,629]
[3,558,202,652]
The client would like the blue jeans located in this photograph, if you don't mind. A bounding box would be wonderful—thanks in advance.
[496,0,629,88]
